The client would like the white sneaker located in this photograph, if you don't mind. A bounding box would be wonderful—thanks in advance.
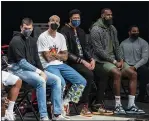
[40,116,51,121]
[53,115,70,120]
[4,110,16,120]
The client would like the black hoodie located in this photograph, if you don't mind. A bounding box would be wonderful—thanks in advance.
[8,31,44,71]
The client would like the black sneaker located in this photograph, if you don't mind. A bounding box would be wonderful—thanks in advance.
[114,105,126,115]
[126,105,145,114]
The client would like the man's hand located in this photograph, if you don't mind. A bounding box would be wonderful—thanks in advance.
[115,60,124,69]
[82,60,92,70]
[130,66,136,71]
[43,51,57,62]
[90,58,95,70]
[39,71,47,81]
[120,59,124,69]
[52,51,68,61]
[115,62,122,68]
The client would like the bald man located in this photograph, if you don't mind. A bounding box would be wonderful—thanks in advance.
[37,15,87,119]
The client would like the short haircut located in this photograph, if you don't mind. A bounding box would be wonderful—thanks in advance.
[69,9,81,18]
[101,8,111,15]
[128,25,139,32]
[21,18,33,26]
[49,15,60,22]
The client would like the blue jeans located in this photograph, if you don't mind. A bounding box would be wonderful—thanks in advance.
[45,63,86,103]
[13,70,62,117]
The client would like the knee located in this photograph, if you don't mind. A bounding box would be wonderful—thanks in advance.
[15,79,22,88]
[113,70,121,79]
[130,71,137,80]
[55,76,61,88]
[84,71,94,85]
[37,79,46,87]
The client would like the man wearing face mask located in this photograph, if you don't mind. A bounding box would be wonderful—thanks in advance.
[90,8,145,114]
[8,18,63,121]
[60,9,114,116]
[120,25,149,103]
[37,15,86,119]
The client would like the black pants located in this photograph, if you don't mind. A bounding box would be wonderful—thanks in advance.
[137,65,149,98]
[70,64,94,104]
[70,63,108,104]
[93,63,109,104]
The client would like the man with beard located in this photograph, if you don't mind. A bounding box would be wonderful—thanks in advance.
[90,8,145,114]
[120,25,149,103]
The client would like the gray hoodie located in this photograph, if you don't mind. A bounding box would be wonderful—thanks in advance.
[90,18,122,63]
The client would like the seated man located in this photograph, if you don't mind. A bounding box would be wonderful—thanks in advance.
[2,71,22,121]
[120,25,149,103]
[8,18,64,121]
[90,8,145,114]
[37,15,86,117]
[60,9,113,116]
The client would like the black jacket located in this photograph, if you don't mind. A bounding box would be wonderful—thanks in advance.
[8,32,44,71]
[60,24,92,64]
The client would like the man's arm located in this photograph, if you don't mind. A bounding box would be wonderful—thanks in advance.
[60,27,88,63]
[112,26,123,61]
[134,41,149,69]
[10,39,42,73]
[82,32,92,62]
[34,42,44,71]
[53,50,68,61]
[90,26,115,63]
[42,51,57,62]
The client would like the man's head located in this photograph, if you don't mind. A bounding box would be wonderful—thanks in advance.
[128,25,139,40]
[48,15,60,31]
[69,9,81,28]
[20,18,33,37]
[101,8,113,26]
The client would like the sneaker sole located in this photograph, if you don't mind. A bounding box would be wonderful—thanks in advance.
[92,112,114,116]
[126,111,146,115]
[80,113,93,117]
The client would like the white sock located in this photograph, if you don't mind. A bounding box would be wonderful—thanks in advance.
[7,101,15,113]
[128,95,135,108]
[63,98,70,106]
[115,96,121,107]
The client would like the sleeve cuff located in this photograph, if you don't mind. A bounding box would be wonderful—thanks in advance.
[36,69,42,74]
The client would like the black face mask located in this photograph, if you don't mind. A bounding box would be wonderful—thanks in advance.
[51,23,59,30]
[103,18,113,26]
[130,33,139,39]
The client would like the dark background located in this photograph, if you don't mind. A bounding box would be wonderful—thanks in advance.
[1,1,149,45]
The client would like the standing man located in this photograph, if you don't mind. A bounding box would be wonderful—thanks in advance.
[90,8,145,114]
[8,18,63,121]
[60,9,113,116]
[120,25,149,103]
[37,15,86,118]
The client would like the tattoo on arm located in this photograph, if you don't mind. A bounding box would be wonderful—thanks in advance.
[54,50,68,61]
[42,51,56,62]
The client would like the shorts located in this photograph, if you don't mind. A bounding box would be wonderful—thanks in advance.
[102,62,130,72]
[2,71,19,86]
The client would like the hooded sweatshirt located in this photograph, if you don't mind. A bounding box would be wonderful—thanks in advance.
[90,18,122,63]
[8,32,44,72]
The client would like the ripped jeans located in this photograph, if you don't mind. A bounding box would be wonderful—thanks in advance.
[11,70,62,118]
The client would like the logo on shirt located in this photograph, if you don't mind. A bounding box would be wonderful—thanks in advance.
[49,45,58,55]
